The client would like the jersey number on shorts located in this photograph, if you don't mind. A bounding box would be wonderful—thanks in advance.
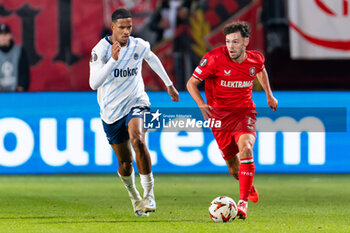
[132,108,142,116]
[248,117,252,125]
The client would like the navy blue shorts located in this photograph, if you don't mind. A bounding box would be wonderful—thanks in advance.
[102,106,150,144]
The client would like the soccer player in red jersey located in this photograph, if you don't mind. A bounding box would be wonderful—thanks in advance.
[187,21,278,219]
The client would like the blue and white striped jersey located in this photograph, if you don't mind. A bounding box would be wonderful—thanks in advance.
[90,36,152,124]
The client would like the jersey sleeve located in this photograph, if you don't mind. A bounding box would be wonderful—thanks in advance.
[89,44,118,90]
[136,38,152,60]
[192,53,216,81]
[89,47,105,69]
[145,51,173,86]
[255,51,265,73]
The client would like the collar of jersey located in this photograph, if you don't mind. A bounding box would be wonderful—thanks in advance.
[105,35,130,48]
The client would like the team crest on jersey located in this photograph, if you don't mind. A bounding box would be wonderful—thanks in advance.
[90,53,97,62]
[249,67,256,77]
[134,53,139,60]
[200,58,207,67]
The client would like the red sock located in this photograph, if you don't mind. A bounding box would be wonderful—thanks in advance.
[239,158,255,202]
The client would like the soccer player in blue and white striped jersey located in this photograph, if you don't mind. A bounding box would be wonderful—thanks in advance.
[89,8,179,217]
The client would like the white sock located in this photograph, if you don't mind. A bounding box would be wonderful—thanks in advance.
[238,200,248,206]
[118,169,142,201]
[140,172,154,199]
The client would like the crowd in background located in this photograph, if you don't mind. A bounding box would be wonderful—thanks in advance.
[149,0,202,90]
[0,23,30,92]
[1,0,349,92]
[101,0,205,91]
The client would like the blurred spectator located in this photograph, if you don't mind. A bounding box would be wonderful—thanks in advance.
[174,0,199,90]
[150,0,201,90]
[0,24,30,92]
[149,0,182,43]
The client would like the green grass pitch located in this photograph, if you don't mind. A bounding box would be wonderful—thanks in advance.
[0,174,349,233]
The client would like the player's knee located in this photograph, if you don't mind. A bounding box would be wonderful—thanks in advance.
[130,133,146,150]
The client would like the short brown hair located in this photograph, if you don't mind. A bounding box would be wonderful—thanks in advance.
[223,21,251,38]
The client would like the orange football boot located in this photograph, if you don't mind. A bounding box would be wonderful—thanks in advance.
[248,185,259,203]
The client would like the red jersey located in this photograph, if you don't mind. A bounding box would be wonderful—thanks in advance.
[192,46,265,108]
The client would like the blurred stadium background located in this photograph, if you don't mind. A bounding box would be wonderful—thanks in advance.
[0,0,350,232]
[0,0,349,174]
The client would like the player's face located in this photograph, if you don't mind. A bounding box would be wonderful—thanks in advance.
[225,32,249,61]
[0,33,12,46]
[111,18,133,46]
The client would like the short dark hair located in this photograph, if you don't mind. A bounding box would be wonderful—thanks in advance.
[223,21,251,38]
[111,8,132,22]
[0,23,11,34]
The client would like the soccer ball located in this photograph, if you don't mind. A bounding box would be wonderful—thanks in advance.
[208,196,238,223]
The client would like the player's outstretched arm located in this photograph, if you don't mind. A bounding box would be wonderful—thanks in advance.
[256,68,278,111]
[186,77,212,120]
[145,51,179,102]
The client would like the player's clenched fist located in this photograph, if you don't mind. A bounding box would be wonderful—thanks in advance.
[267,95,278,111]
[112,41,121,60]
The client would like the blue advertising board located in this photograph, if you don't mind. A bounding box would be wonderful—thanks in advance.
[0,91,349,174]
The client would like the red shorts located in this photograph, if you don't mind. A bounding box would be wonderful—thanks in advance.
[211,108,257,160]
